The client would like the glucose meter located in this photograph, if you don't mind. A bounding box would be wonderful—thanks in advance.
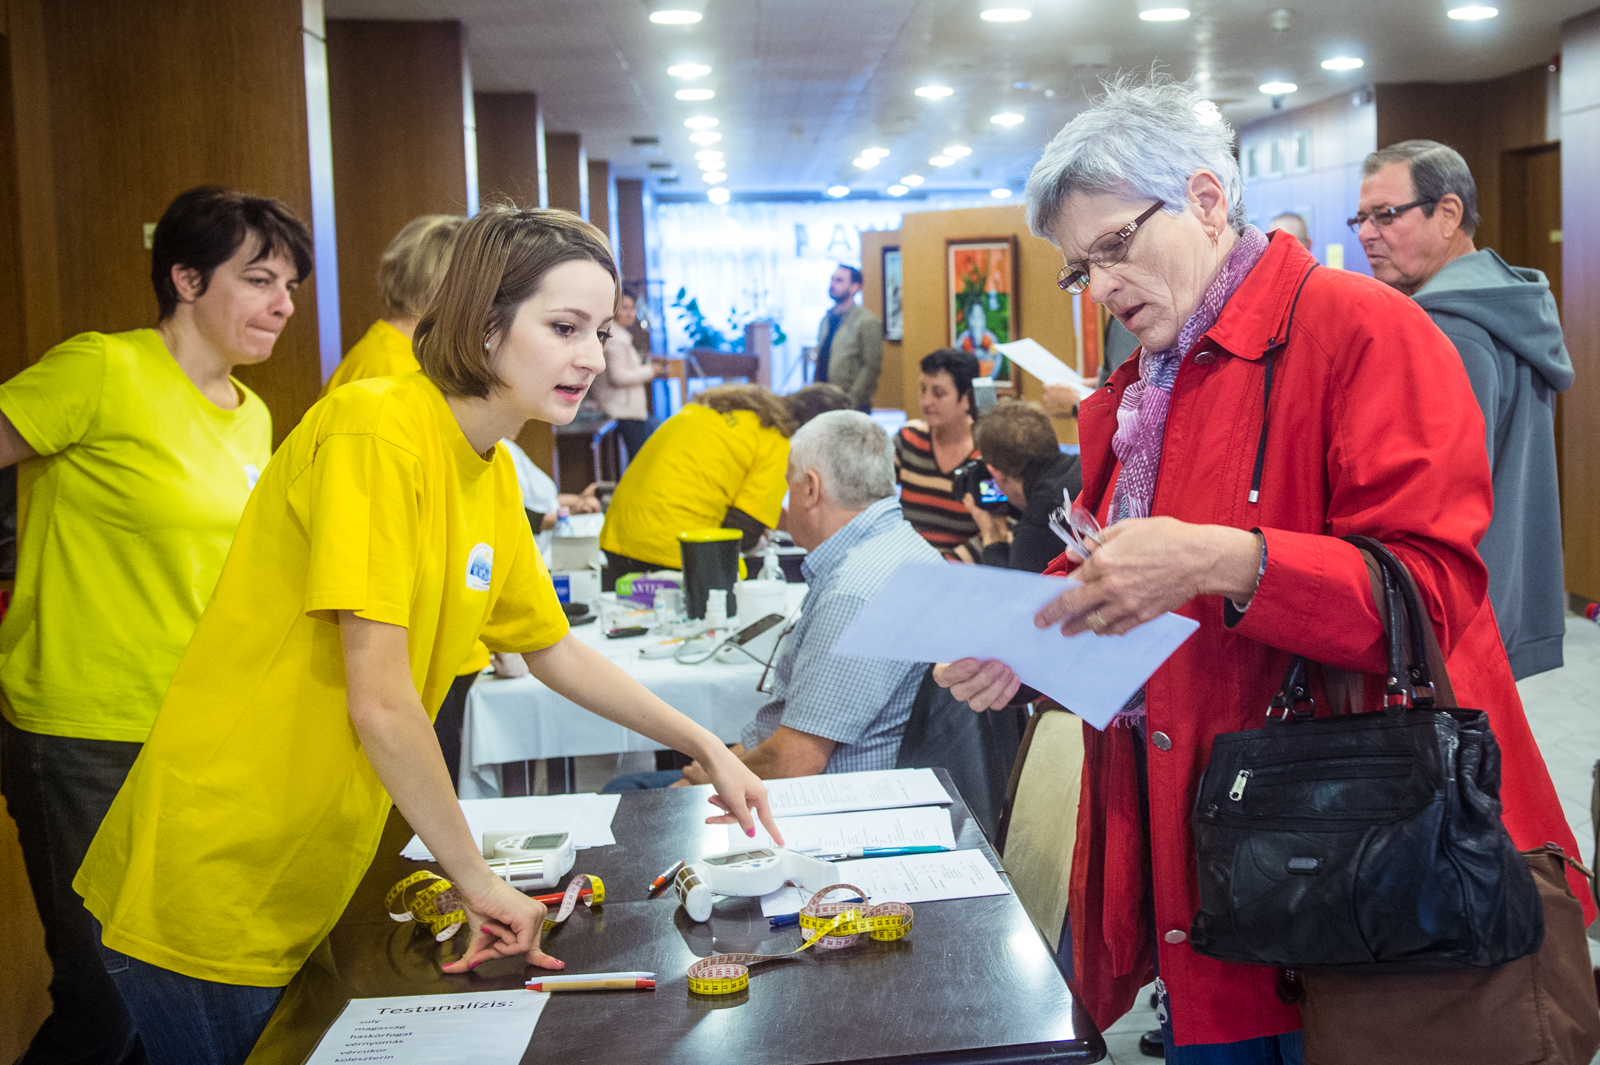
[480,830,576,891]
[673,846,838,922]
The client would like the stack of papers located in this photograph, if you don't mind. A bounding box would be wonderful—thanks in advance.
[739,805,958,853]
[763,767,951,816]
[759,849,1008,916]
[400,793,621,861]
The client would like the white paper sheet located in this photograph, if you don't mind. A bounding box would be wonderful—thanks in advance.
[994,338,1097,400]
[401,793,621,861]
[759,848,1009,916]
[762,768,952,818]
[734,806,957,854]
[830,562,1199,730]
[305,991,548,1065]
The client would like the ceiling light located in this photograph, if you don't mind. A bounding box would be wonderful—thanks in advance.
[675,88,715,101]
[861,147,890,158]
[1137,0,1191,21]
[689,131,722,144]
[1321,56,1364,71]
[943,145,972,158]
[990,112,1024,126]
[929,155,955,166]
[649,10,702,25]
[991,188,1013,199]
[826,185,850,198]
[684,116,719,129]
[703,172,727,183]
[697,158,721,169]
[887,185,909,196]
[1447,5,1498,18]
[708,187,730,204]
[853,156,880,169]
[901,174,925,186]
[1258,81,1298,95]
[915,84,955,99]
[981,8,1032,21]
[668,63,711,78]
[694,149,723,160]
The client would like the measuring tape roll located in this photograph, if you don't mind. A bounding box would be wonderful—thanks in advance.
[386,871,605,943]
[684,884,912,995]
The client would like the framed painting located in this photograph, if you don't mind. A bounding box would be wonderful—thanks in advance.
[882,246,903,341]
[946,236,1019,394]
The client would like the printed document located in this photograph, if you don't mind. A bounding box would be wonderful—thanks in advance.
[737,805,957,853]
[763,768,951,817]
[401,793,621,861]
[831,562,1199,729]
[993,338,1096,400]
[305,991,548,1065]
[760,848,1009,916]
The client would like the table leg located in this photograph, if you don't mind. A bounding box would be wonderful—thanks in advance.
[546,757,577,794]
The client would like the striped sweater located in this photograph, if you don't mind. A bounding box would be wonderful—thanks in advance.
[893,420,980,558]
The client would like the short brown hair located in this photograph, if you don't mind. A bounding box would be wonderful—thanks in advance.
[973,400,1058,477]
[415,204,618,398]
[695,384,797,438]
[783,383,852,429]
[378,214,465,318]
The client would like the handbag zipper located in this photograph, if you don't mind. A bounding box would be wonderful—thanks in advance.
[1230,770,1251,800]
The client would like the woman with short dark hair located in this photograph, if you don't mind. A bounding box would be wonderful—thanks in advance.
[0,185,312,1064]
[894,347,982,559]
[74,205,779,1065]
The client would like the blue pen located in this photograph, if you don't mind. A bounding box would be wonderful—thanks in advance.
[770,896,863,928]
[811,845,954,861]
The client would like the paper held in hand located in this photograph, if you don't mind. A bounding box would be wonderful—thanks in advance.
[830,562,1199,729]
[993,338,1097,401]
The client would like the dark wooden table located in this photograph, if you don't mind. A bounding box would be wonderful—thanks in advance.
[246,770,1105,1065]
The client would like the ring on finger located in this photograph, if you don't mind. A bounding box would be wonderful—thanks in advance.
[1089,609,1108,632]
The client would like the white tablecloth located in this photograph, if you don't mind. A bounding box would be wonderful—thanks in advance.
[459,585,806,798]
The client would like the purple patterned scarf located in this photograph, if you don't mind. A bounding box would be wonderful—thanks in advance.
[1105,225,1269,726]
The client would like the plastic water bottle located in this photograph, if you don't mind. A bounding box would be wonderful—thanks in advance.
[554,506,572,538]
[759,542,783,583]
[1585,602,1599,625]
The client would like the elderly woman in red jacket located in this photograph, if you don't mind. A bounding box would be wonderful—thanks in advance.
[936,77,1590,1063]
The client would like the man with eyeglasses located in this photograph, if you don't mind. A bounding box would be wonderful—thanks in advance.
[1355,140,1573,679]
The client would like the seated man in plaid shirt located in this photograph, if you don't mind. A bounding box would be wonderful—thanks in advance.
[678,410,942,781]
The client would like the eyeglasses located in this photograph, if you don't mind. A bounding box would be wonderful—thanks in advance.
[1345,198,1437,234]
[1057,200,1166,294]
[1047,494,1105,558]
[756,622,797,695]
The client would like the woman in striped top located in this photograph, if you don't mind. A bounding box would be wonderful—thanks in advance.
[894,348,982,559]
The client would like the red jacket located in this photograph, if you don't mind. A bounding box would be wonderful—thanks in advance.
[1048,233,1591,1046]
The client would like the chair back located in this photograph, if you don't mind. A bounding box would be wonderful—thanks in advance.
[996,709,1085,951]
[894,666,1027,841]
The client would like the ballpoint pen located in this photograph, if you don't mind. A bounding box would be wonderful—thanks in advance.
[810,845,954,862]
[647,859,686,896]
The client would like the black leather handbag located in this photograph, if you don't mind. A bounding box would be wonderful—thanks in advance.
[1189,536,1544,971]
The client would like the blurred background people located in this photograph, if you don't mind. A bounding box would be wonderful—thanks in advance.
[588,288,664,458]
[814,264,884,412]
[964,400,1082,572]
[894,348,981,560]
[1266,210,1312,251]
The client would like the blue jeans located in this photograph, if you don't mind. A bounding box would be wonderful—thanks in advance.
[601,768,685,792]
[93,919,283,1065]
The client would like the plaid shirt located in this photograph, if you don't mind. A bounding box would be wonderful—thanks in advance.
[741,496,942,772]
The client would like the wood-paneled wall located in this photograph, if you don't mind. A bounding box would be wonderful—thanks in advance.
[859,228,903,410]
[545,132,587,217]
[616,178,649,290]
[475,92,545,209]
[327,19,472,353]
[5,0,326,444]
[1561,11,1600,602]
[588,158,615,244]
[899,205,1077,442]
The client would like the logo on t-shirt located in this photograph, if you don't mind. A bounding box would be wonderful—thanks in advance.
[466,543,494,591]
[243,463,260,489]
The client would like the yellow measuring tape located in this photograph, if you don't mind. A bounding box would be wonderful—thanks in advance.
[386,871,606,943]
[685,883,912,996]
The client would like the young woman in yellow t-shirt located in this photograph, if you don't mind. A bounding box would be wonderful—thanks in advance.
[74,206,782,1065]
[0,185,312,1064]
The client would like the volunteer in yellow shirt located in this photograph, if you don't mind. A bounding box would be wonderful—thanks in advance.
[0,186,312,1065]
[75,206,780,1065]
[599,382,851,588]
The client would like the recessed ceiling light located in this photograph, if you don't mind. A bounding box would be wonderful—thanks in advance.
[853,156,880,169]
[887,185,910,196]
[861,147,890,158]
[1138,2,1191,21]
[675,88,715,101]
[703,172,727,183]
[684,116,719,129]
[1321,56,1364,71]
[944,145,972,158]
[694,149,723,161]
[689,131,722,144]
[649,10,702,25]
[1447,5,1497,18]
[929,155,955,166]
[708,187,730,204]
[668,63,711,78]
[915,84,955,99]
[901,174,925,186]
[981,8,1032,21]
[1258,81,1298,95]
[826,185,850,198]
[990,112,1025,126]
[991,188,1013,199]
[697,158,721,169]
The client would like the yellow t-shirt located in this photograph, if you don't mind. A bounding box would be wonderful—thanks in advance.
[75,371,567,985]
[599,403,789,570]
[321,319,419,397]
[0,329,271,742]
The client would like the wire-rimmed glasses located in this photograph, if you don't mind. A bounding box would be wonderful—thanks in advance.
[1345,198,1437,234]
[1057,200,1166,294]
[755,622,797,694]
[1048,494,1105,559]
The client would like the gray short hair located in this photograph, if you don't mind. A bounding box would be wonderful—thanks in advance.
[788,410,895,510]
[1362,140,1479,236]
[1025,73,1246,241]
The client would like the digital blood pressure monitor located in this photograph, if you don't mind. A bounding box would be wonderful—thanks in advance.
[673,846,838,922]
[480,830,576,891]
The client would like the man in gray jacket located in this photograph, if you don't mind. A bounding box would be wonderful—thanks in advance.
[815,264,884,412]
[1357,140,1574,678]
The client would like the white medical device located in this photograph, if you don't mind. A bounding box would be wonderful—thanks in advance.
[673,846,838,922]
[480,830,576,891]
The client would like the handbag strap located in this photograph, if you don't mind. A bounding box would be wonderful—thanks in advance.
[1343,535,1458,709]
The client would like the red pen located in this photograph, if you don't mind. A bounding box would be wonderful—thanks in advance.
[531,887,593,906]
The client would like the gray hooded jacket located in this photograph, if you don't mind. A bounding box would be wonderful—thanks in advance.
[1414,249,1574,679]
